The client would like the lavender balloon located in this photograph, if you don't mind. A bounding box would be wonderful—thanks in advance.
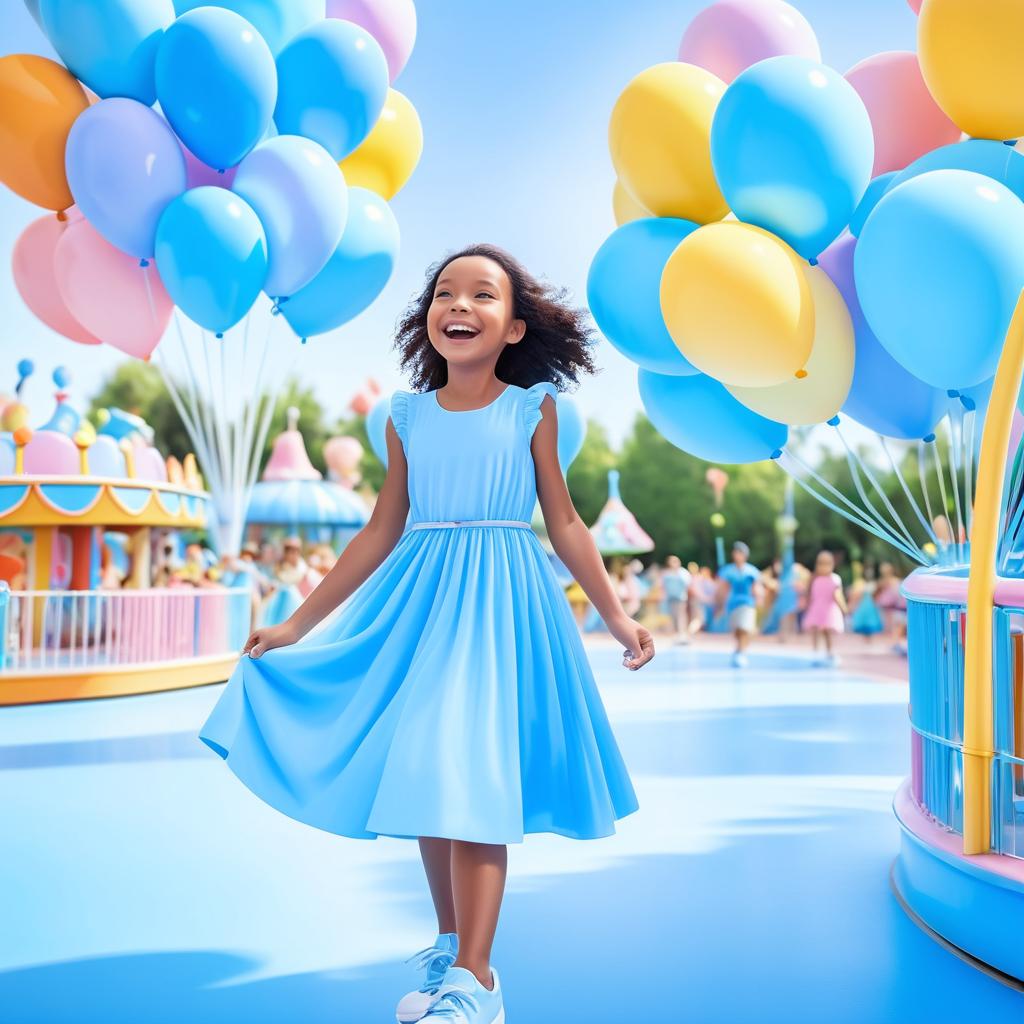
[232,134,348,298]
[65,98,187,260]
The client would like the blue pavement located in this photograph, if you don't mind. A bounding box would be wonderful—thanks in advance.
[0,646,1020,1021]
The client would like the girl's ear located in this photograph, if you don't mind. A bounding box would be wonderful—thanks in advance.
[507,318,527,344]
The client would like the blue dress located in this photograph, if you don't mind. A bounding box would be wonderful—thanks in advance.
[199,382,639,844]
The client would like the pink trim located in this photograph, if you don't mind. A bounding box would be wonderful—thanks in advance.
[902,567,1024,609]
[894,779,1024,888]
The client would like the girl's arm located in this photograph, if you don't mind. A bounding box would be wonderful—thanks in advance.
[244,420,410,656]
[532,395,654,670]
[834,575,849,614]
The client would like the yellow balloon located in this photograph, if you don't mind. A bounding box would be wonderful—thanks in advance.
[612,180,651,226]
[609,62,728,223]
[918,0,1024,140]
[0,54,89,210]
[660,221,815,387]
[339,88,423,200]
[726,267,854,425]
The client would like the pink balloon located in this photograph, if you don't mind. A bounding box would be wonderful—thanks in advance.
[12,212,103,346]
[907,0,923,13]
[53,219,173,360]
[678,0,821,84]
[326,0,417,82]
[845,51,960,176]
[325,435,363,475]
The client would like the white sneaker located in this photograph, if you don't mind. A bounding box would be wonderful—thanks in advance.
[396,934,458,1023]
[731,651,748,668]
[421,966,505,1023]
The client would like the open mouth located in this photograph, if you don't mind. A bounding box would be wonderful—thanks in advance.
[443,323,481,341]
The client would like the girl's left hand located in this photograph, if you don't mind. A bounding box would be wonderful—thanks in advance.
[610,615,655,671]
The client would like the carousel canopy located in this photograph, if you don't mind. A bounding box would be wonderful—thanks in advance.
[589,469,654,557]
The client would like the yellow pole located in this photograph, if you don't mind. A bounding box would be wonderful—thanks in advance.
[963,289,1024,855]
[31,526,55,649]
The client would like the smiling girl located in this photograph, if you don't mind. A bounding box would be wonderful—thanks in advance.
[199,243,654,1024]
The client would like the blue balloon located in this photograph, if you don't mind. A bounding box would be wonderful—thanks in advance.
[65,98,187,259]
[819,234,946,440]
[275,20,389,160]
[281,187,399,339]
[232,134,348,298]
[156,6,277,171]
[554,395,586,472]
[856,169,1024,391]
[886,139,1024,205]
[155,186,268,334]
[172,0,322,54]
[587,218,699,376]
[638,369,787,464]
[711,56,874,260]
[40,0,174,104]
[849,172,896,238]
[368,394,393,466]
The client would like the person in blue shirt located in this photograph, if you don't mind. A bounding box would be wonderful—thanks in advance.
[661,555,692,645]
[716,541,762,668]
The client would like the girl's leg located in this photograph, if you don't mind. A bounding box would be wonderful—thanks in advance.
[823,629,833,656]
[451,840,507,990]
[811,627,820,652]
[418,837,457,935]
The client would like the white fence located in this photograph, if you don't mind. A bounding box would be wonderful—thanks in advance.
[0,585,251,675]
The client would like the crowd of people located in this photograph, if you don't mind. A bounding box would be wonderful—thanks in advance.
[604,544,908,669]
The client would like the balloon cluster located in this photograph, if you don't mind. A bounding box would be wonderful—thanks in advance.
[2,0,421,355]
[589,0,1024,467]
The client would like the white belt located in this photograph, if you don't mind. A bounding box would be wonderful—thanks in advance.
[408,519,532,531]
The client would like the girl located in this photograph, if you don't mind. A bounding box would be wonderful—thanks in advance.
[803,550,848,667]
[848,562,884,642]
[199,244,654,1024]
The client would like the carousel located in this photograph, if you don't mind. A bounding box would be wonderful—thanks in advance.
[0,362,249,705]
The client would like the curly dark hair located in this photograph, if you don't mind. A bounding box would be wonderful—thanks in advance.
[393,243,598,394]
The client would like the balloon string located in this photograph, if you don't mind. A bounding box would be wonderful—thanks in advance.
[929,437,956,561]
[999,433,1024,573]
[830,421,928,561]
[777,450,925,563]
[878,435,941,548]
[946,401,966,562]
[778,445,923,558]
[141,263,159,330]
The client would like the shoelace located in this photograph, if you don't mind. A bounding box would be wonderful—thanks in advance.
[423,987,481,1019]
[404,944,457,993]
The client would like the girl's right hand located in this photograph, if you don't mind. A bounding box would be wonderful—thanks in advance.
[242,622,299,658]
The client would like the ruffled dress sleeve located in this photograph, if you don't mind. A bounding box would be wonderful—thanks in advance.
[522,382,559,442]
[389,390,411,454]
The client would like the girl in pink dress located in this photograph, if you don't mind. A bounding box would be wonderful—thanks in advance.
[803,550,848,667]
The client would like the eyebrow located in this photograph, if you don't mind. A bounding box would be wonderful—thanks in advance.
[436,277,501,290]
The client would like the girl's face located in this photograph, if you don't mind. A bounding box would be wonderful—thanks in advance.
[426,255,526,364]
[816,552,834,574]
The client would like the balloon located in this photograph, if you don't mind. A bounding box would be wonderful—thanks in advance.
[181,143,238,189]
[156,6,277,170]
[885,139,1024,205]
[638,369,787,465]
[338,88,422,199]
[275,20,390,161]
[172,0,323,55]
[678,0,820,85]
[23,0,44,29]
[155,187,268,334]
[612,181,650,226]
[710,56,874,259]
[845,51,960,177]
[849,172,896,238]
[856,170,1024,391]
[587,217,700,377]
[54,218,173,359]
[908,0,922,12]
[65,98,186,259]
[660,220,814,387]
[12,212,102,346]
[608,62,728,223]
[726,266,853,425]
[281,187,399,339]
[818,234,946,439]
[918,0,1024,140]
[232,134,348,298]
[39,0,174,105]
[0,55,89,210]
[326,0,417,83]
[554,395,586,473]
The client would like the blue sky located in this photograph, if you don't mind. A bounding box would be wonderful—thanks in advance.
[0,1,917,446]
